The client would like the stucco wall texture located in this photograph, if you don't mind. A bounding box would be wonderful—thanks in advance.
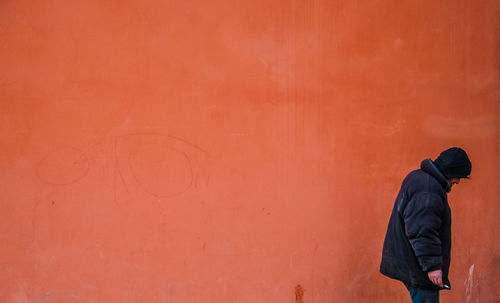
[1,1,499,302]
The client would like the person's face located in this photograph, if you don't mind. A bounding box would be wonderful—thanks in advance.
[448,178,461,192]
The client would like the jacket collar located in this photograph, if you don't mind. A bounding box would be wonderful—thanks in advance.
[421,159,451,191]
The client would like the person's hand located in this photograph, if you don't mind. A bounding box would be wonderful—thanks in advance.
[428,269,443,287]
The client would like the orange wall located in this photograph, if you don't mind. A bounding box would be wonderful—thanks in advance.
[1,1,499,302]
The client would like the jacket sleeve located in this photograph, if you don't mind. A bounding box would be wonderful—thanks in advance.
[403,192,444,272]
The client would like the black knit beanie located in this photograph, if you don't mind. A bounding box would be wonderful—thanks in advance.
[433,147,472,179]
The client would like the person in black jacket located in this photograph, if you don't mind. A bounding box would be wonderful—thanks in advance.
[380,147,472,303]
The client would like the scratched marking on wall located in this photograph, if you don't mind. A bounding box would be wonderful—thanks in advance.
[116,134,194,197]
[114,133,208,201]
[36,146,90,185]
[31,290,85,303]
[34,133,208,205]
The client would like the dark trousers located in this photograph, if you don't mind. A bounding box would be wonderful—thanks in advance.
[405,284,439,303]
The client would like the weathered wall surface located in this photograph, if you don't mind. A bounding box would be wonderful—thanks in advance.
[1,1,499,302]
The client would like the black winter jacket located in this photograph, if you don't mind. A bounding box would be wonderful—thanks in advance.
[380,159,452,290]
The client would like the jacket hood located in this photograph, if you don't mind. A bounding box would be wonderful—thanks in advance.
[420,159,450,191]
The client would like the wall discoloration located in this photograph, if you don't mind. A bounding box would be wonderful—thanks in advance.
[295,285,304,303]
